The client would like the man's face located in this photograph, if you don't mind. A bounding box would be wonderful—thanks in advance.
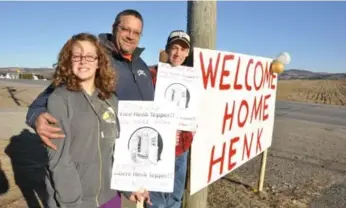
[167,40,190,67]
[114,15,142,55]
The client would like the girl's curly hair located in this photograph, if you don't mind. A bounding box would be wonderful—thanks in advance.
[52,32,116,100]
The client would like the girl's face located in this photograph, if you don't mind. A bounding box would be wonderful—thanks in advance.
[71,41,99,81]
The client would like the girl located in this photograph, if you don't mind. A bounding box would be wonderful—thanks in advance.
[45,33,149,208]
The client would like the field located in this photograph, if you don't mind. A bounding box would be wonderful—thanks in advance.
[1,79,346,208]
[277,79,346,106]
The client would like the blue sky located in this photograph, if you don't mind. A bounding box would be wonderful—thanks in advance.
[0,1,345,73]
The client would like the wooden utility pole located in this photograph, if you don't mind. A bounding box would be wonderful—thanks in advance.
[183,1,217,208]
[187,0,217,52]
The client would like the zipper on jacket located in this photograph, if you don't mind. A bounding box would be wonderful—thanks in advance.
[83,91,103,207]
[96,117,102,207]
[177,132,186,155]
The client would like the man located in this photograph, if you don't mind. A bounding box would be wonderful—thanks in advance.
[26,9,153,207]
[148,30,194,208]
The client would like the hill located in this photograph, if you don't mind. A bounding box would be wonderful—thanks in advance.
[0,67,54,73]
[279,69,346,80]
[0,67,55,79]
[1,67,345,81]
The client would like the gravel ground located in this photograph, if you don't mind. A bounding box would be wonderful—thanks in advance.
[207,118,346,208]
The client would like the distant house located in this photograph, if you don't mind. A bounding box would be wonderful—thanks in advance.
[4,72,20,79]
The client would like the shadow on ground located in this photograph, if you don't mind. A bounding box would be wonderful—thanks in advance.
[5,129,48,208]
[0,160,9,195]
[1,86,31,107]
[309,180,346,208]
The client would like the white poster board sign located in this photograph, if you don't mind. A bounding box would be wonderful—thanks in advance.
[111,101,177,192]
[154,62,202,131]
[190,47,278,195]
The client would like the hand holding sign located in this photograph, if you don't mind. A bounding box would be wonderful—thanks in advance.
[127,187,152,208]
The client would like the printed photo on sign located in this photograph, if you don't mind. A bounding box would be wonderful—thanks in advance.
[164,83,191,109]
[189,47,278,195]
[154,62,202,131]
[111,101,177,193]
[128,127,163,165]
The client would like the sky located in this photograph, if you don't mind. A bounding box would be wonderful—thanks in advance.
[0,1,345,73]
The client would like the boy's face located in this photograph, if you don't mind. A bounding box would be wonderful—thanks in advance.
[166,40,190,67]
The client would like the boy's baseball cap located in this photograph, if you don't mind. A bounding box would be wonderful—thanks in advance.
[166,30,190,48]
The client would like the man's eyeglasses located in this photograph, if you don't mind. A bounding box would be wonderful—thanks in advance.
[71,55,98,62]
[117,26,142,38]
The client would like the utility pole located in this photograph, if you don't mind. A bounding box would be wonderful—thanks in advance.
[183,1,217,208]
